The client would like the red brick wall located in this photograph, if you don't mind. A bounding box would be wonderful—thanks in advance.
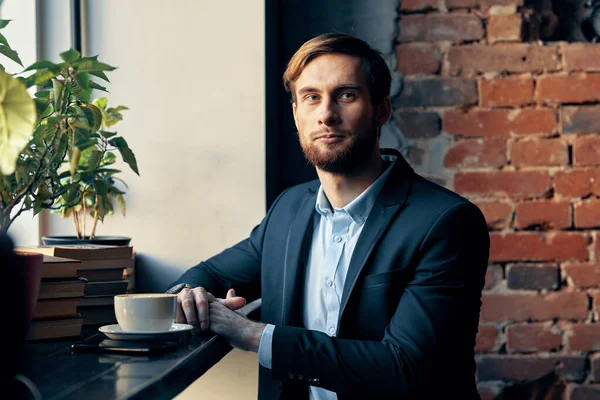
[395,1,600,398]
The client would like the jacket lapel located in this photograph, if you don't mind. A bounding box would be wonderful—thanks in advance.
[280,187,316,325]
[338,151,414,320]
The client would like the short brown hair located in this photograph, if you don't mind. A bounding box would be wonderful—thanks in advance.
[283,33,391,106]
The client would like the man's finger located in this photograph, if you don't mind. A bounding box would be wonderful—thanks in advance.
[195,287,214,331]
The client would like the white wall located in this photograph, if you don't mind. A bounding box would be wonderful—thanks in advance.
[45,0,267,281]
[42,0,266,398]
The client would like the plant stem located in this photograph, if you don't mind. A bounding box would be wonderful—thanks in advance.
[90,194,99,240]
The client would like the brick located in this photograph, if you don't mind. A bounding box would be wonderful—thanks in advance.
[394,78,477,107]
[574,200,600,229]
[444,109,556,137]
[562,106,600,134]
[506,264,559,290]
[566,324,600,351]
[505,323,562,353]
[485,264,504,289]
[476,354,586,381]
[514,201,571,230]
[555,168,600,198]
[563,263,600,289]
[563,43,600,72]
[479,77,534,107]
[477,382,505,400]
[487,14,522,43]
[476,325,501,351]
[596,232,600,262]
[481,292,589,322]
[510,138,568,167]
[393,111,441,139]
[448,44,559,76]
[396,43,441,75]
[400,0,439,11]
[479,0,524,5]
[454,171,552,198]
[566,384,600,400]
[444,138,507,169]
[489,232,589,262]
[475,201,513,230]
[447,0,478,8]
[399,14,484,43]
[488,5,518,15]
[594,292,600,320]
[536,74,600,104]
[591,354,600,382]
[573,135,600,167]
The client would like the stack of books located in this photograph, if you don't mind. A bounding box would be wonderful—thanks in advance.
[18,244,135,336]
[27,255,85,340]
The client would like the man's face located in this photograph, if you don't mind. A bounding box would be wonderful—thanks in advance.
[292,54,384,174]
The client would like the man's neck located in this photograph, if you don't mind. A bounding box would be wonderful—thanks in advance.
[316,154,383,209]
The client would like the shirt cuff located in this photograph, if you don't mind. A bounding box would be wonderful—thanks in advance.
[257,323,275,369]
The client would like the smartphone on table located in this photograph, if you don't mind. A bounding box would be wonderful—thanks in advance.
[72,334,178,355]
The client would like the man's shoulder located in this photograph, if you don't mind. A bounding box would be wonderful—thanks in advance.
[409,172,479,213]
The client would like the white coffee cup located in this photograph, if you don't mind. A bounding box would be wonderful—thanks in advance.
[114,293,177,332]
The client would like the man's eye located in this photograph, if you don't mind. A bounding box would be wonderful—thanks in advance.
[304,95,319,102]
[339,92,356,100]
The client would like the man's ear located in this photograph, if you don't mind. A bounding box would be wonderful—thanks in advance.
[375,96,392,127]
[292,102,299,130]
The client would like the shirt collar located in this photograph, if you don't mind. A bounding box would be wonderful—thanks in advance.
[315,154,397,224]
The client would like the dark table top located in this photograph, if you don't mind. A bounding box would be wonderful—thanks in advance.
[18,299,261,400]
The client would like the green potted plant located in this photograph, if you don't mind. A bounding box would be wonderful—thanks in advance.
[44,96,139,245]
[0,20,138,245]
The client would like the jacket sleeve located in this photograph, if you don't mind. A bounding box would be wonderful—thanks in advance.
[167,188,292,300]
[270,201,490,397]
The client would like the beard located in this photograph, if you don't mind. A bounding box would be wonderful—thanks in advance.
[299,121,379,175]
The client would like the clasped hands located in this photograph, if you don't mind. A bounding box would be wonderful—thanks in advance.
[175,287,265,352]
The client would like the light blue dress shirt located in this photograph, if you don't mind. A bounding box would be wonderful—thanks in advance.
[258,155,396,399]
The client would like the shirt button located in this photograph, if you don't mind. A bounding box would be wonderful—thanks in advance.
[333,235,342,243]
[329,327,335,335]
[326,279,333,287]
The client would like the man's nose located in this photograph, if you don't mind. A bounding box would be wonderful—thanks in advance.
[317,98,340,126]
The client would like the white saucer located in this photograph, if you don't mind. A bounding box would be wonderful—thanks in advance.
[98,323,194,341]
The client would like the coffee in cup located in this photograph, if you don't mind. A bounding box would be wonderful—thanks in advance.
[114,293,177,332]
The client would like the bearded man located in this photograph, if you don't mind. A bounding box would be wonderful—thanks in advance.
[168,33,490,400]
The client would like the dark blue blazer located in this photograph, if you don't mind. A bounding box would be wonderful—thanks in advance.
[171,148,490,399]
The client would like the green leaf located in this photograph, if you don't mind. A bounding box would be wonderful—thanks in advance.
[76,59,116,72]
[116,193,126,216]
[21,69,55,88]
[89,80,107,92]
[0,71,36,175]
[88,70,110,82]
[74,71,90,91]
[34,90,51,98]
[86,150,103,172]
[108,137,139,175]
[23,60,58,72]
[75,139,97,152]
[0,32,9,47]
[0,20,11,29]
[93,179,108,196]
[60,48,81,63]
[99,130,117,138]
[0,44,22,66]
[52,79,64,111]
[81,103,102,132]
